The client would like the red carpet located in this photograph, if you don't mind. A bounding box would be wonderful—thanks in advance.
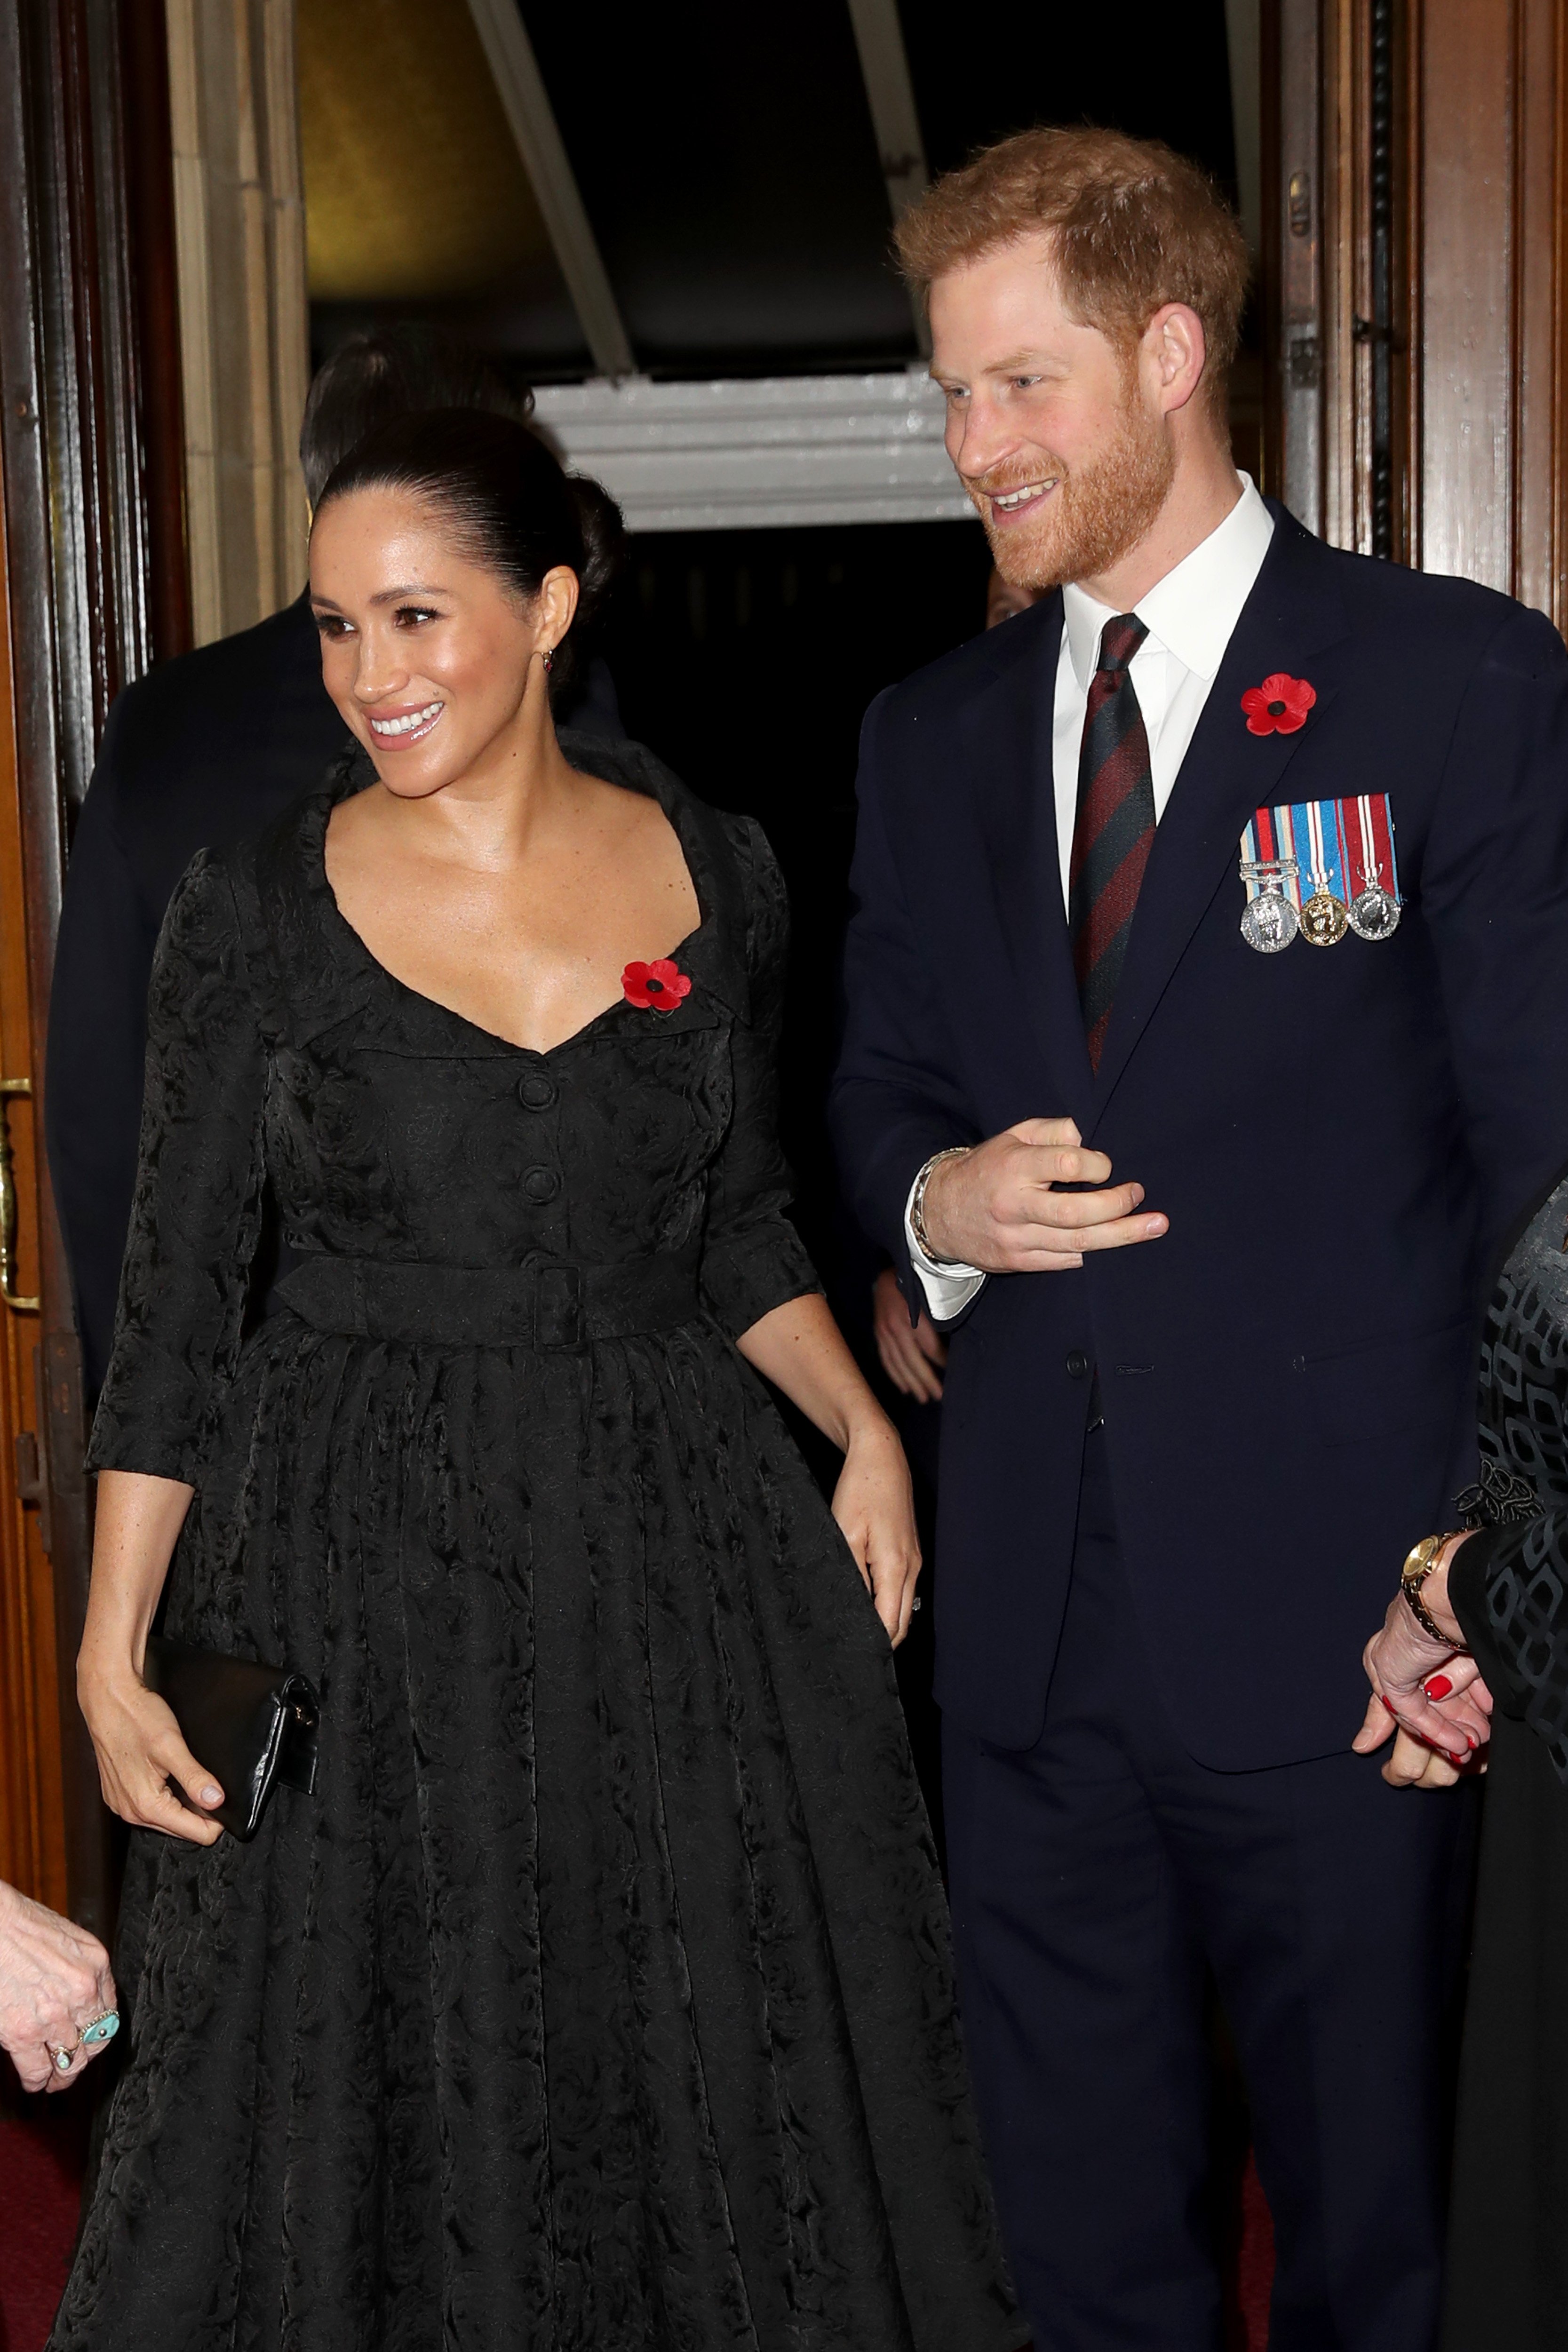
[0,2093,1274,2349]
[0,2099,88,2352]
[1237,2152,1275,2348]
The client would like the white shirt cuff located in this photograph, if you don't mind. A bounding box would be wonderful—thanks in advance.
[903,1172,987,1323]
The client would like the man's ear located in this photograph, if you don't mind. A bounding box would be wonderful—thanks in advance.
[1143,303,1208,416]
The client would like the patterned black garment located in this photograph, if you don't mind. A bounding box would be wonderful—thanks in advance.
[50,739,1024,2352]
[1441,1172,1568,2352]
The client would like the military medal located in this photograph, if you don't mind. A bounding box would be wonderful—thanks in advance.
[1298,800,1349,946]
[1238,793,1401,954]
[1238,858,1299,953]
[1343,794,1403,939]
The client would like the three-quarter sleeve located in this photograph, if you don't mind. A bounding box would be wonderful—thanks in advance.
[1449,1515,1568,1781]
[87,852,267,1485]
[699,819,821,1340]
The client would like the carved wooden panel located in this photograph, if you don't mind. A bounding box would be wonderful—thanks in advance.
[0,0,185,1936]
[1269,0,1568,634]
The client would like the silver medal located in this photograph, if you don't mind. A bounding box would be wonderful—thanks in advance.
[1239,857,1299,955]
[1241,891,1299,954]
[1348,882,1401,941]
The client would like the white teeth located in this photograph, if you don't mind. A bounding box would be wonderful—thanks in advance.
[369,701,442,737]
[993,481,1055,510]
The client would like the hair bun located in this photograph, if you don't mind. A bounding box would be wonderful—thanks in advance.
[564,473,627,634]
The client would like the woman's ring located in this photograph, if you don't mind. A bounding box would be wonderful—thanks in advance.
[80,2011,119,2047]
[48,2041,79,2073]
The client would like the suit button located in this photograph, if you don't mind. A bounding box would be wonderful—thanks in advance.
[522,1165,560,1203]
[517,1073,557,1111]
[1065,1349,1090,1379]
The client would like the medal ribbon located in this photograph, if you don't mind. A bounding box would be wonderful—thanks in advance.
[1239,795,1400,911]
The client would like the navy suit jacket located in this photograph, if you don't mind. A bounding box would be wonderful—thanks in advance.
[830,504,1568,1768]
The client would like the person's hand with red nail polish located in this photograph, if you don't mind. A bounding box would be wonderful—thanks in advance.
[1353,1534,1494,1782]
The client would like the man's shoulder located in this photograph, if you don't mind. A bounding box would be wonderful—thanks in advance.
[103,596,351,810]
[868,594,1060,745]
[92,596,351,888]
[109,596,318,754]
[1276,510,1563,672]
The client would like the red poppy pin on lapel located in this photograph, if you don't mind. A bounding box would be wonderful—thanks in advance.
[622,957,692,1012]
[1240,673,1317,736]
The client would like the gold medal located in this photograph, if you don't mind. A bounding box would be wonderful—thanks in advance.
[1300,886,1349,947]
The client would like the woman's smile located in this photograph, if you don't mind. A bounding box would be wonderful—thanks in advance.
[366,698,445,743]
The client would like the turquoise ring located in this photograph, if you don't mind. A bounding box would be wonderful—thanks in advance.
[80,2011,119,2048]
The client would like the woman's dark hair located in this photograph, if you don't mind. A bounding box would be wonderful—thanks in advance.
[299,327,533,508]
[314,408,626,701]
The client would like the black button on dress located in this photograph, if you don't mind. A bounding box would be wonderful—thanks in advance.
[53,738,1024,2352]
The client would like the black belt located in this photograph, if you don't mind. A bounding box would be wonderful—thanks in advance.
[277,1244,702,1351]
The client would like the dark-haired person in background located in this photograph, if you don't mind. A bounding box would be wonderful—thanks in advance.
[831,124,1568,2351]
[47,326,623,1402]
[52,409,1023,2352]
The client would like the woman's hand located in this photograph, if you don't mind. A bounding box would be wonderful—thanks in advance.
[1353,1537,1492,1777]
[0,1879,118,2094]
[831,1416,923,1648]
[76,1469,218,1842]
[871,1266,947,1404]
[78,1661,225,1845]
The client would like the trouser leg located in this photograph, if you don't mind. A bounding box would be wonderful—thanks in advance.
[1168,1743,1472,2352]
[943,1432,1471,2352]
[943,1457,1223,2350]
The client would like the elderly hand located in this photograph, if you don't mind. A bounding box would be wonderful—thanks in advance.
[872,1266,947,1404]
[1353,1534,1492,1779]
[0,1878,118,2093]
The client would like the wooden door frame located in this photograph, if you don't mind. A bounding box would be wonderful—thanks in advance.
[1266,0,1568,630]
[0,0,187,1939]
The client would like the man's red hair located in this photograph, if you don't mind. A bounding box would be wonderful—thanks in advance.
[895,126,1250,426]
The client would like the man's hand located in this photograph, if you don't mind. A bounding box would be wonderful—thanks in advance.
[872,1266,947,1403]
[922,1118,1168,1273]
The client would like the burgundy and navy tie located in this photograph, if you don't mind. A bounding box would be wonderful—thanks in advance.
[1068,613,1155,1071]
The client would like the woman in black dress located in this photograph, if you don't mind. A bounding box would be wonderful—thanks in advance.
[1355,1169,1568,2351]
[55,411,1023,2352]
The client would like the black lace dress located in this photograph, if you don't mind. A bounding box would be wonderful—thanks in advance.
[49,739,1023,2352]
[1440,1171,1568,2350]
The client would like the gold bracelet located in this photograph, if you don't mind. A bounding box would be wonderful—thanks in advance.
[910,1148,970,1263]
[1401,1532,1467,1649]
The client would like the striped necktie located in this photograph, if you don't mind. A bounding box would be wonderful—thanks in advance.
[1069,612,1155,1071]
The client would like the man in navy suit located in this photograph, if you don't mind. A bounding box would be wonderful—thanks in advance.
[831,125,1568,2350]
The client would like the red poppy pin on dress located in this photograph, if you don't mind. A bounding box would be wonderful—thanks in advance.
[1240,673,1317,736]
[622,957,692,1013]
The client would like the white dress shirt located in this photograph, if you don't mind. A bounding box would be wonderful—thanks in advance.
[906,473,1275,1321]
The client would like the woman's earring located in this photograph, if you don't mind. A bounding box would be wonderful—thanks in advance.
[541,647,554,673]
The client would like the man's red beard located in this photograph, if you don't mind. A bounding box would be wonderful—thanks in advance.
[968,389,1177,593]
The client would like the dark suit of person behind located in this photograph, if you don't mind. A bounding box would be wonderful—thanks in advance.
[47,590,620,1394]
[831,501,1568,2347]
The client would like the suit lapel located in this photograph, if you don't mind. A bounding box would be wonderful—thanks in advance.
[1087,510,1353,1124]
[960,596,1095,1125]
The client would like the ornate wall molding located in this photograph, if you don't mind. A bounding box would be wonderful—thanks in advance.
[166,0,309,643]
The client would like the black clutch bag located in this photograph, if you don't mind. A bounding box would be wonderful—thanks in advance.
[143,1637,320,1842]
